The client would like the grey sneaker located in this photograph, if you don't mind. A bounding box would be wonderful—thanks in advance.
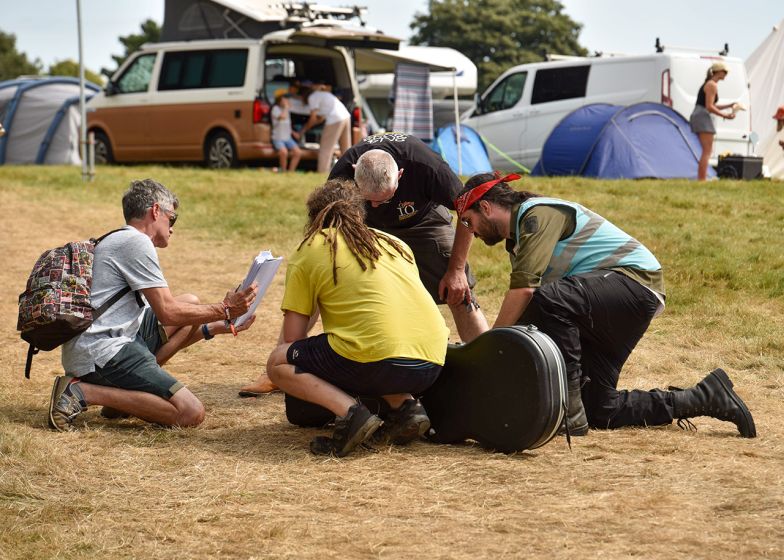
[373,399,431,445]
[310,403,383,457]
[48,376,87,432]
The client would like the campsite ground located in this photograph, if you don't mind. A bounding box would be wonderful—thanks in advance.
[1,166,782,559]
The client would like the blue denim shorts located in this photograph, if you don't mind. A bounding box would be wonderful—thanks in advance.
[273,138,298,151]
[287,333,441,396]
[80,308,183,399]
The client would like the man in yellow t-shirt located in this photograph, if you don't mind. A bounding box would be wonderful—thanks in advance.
[266,179,450,457]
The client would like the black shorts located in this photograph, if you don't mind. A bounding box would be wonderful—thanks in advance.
[383,206,477,303]
[286,333,441,396]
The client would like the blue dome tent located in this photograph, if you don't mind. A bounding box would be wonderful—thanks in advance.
[433,123,492,176]
[0,77,100,165]
[532,102,713,179]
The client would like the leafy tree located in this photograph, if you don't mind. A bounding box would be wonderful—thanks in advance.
[409,0,587,90]
[102,19,161,78]
[0,30,42,81]
[48,59,104,86]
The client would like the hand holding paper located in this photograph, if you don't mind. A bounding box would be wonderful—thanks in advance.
[234,250,283,328]
[224,283,258,321]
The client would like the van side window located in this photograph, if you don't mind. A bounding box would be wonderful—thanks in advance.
[531,66,590,104]
[116,54,156,94]
[158,49,248,91]
[481,72,527,114]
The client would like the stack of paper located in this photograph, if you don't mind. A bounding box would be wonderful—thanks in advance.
[234,250,283,327]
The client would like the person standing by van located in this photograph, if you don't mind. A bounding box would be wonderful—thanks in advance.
[299,82,351,173]
[270,89,302,173]
[690,62,736,181]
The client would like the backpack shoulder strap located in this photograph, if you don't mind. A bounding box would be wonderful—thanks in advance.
[94,228,127,245]
[24,344,39,379]
[93,286,133,319]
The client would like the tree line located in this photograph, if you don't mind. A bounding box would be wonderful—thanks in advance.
[0,19,160,84]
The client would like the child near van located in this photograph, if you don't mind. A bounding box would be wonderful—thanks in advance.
[270,89,302,172]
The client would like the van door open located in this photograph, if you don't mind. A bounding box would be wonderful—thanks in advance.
[468,71,528,170]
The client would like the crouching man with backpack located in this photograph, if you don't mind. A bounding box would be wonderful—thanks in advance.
[50,179,258,431]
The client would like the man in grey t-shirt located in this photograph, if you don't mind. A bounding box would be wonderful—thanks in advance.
[50,179,258,432]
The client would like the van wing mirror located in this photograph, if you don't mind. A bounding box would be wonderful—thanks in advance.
[104,81,117,97]
[473,93,483,116]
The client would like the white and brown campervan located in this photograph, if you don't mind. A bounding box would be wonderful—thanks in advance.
[87,27,399,168]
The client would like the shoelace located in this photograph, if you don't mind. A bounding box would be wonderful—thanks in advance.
[676,418,698,432]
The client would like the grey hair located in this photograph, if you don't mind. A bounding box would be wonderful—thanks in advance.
[354,150,398,194]
[122,178,179,222]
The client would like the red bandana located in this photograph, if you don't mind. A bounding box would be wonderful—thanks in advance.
[454,173,522,217]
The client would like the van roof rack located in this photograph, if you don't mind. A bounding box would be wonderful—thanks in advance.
[655,37,729,56]
[283,2,368,26]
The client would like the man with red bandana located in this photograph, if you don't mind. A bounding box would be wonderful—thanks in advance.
[453,172,756,439]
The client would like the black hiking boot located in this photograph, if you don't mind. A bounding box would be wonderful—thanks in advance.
[558,374,589,436]
[373,399,431,445]
[671,368,756,438]
[310,403,383,457]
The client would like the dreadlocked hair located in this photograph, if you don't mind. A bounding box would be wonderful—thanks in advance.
[299,179,413,285]
[457,171,542,212]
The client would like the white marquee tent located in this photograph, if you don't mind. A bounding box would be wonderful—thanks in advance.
[746,19,784,178]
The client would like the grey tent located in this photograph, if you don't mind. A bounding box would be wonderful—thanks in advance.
[0,77,100,165]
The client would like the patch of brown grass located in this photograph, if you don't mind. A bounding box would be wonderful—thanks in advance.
[1,171,782,559]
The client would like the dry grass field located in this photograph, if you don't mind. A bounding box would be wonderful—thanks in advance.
[1,166,782,559]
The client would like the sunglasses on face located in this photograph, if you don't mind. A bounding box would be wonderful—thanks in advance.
[159,204,177,227]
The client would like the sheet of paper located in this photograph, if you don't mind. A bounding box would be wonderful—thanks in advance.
[234,250,283,328]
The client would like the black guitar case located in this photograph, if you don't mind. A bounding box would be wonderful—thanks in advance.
[421,325,567,453]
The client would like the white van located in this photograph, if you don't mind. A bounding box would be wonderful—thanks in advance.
[87,27,398,168]
[461,53,752,171]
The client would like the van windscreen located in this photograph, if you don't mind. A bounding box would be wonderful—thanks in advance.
[531,66,590,105]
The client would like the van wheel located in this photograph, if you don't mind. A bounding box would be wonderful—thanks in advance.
[206,132,237,169]
[93,131,114,165]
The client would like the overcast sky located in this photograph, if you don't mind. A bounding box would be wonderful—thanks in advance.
[4,0,782,76]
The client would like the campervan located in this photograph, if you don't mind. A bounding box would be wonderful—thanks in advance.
[86,27,399,168]
[461,52,752,171]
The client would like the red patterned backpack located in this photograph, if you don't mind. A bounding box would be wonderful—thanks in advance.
[17,230,138,378]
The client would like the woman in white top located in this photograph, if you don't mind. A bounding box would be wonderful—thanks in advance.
[299,83,351,173]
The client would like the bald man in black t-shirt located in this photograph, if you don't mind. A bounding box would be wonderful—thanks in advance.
[329,133,489,341]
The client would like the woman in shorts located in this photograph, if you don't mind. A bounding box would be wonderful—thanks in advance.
[690,61,737,181]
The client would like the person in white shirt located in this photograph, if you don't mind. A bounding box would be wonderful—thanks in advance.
[50,179,258,431]
[299,82,351,173]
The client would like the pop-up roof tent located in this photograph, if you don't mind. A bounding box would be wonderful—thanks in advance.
[0,77,100,165]
[433,124,492,176]
[532,102,713,179]
[161,0,368,40]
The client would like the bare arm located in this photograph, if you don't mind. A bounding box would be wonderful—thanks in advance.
[704,82,734,118]
[439,223,474,305]
[492,287,535,328]
[299,110,324,135]
[282,310,310,342]
[142,283,257,327]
